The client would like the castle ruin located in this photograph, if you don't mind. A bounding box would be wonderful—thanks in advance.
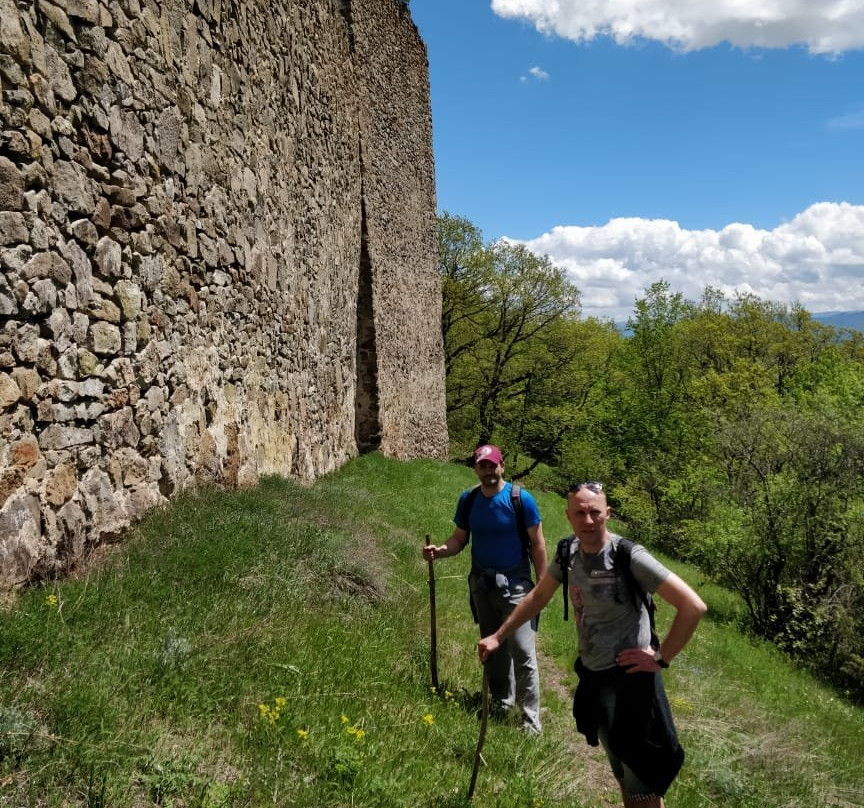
[0,0,448,586]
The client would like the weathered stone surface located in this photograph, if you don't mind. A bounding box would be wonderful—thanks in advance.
[87,295,121,324]
[0,212,28,245]
[94,236,122,277]
[0,0,447,588]
[99,406,139,448]
[39,423,94,450]
[89,321,122,355]
[22,251,72,284]
[54,160,95,213]
[10,436,40,470]
[39,2,77,42]
[0,372,21,409]
[109,106,143,160]
[115,279,142,320]
[44,42,77,102]
[54,499,86,561]
[0,0,26,54]
[11,367,40,400]
[0,494,42,584]
[13,323,41,363]
[61,239,94,306]
[65,0,102,24]
[0,157,24,211]
[44,462,77,505]
[0,467,25,509]
[69,217,99,246]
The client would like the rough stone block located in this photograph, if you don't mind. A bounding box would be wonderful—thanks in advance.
[0,372,21,409]
[44,461,77,505]
[89,321,122,355]
[0,211,27,244]
[0,157,24,211]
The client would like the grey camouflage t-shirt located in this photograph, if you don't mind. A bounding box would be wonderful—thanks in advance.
[547,533,670,671]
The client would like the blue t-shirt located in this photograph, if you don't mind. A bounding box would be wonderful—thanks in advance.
[454,482,541,570]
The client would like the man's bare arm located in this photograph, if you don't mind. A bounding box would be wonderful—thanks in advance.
[616,572,707,672]
[422,527,468,560]
[527,523,548,580]
[478,573,560,661]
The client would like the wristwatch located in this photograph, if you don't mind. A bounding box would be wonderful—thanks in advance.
[653,650,670,669]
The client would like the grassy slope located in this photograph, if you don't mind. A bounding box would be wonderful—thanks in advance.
[0,453,861,807]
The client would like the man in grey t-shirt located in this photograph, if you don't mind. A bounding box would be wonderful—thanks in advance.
[478,482,707,808]
[551,527,670,673]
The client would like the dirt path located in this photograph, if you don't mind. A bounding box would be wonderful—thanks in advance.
[536,650,621,806]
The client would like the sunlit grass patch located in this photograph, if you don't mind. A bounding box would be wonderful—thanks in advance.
[0,453,861,807]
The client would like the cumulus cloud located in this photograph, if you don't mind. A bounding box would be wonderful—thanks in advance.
[528,65,550,80]
[510,202,864,322]
[490,0,864,54]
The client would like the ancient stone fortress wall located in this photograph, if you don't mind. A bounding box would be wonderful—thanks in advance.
[0,0,448,587]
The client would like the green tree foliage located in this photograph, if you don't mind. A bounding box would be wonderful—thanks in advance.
[438,213,864,699]
[438,213,593,465]
[610,287,864,699]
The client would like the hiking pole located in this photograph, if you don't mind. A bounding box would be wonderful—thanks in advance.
[425,534,439,691]
[467,663,489,801]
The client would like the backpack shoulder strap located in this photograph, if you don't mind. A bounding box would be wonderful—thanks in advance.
[459,485,482,539]
[554,537,573,621]
[615,538,660,649]
[509,483,530,557]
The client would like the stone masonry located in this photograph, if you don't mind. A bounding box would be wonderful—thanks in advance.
[0,0,448,587]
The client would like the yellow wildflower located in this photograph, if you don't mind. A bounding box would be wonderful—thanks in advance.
[45,594,59,607]
[422,713,435,726]
[341,714,350,724]
[296,728,309,740]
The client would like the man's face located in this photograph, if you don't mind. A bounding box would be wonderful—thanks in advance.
[566,489,611,542]
[474,459,503,488]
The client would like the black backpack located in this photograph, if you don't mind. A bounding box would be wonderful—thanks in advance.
[460,483,530,558]
[553,535,660,649]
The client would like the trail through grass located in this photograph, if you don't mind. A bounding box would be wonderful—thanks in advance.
[0,453,862,807]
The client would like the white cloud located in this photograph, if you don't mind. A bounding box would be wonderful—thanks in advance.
[826,106,864,130]
[511,202,864,322]
[528,65,550,80]
[490,0,864,54]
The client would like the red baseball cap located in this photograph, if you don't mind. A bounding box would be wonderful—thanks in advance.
[473,444,504,466]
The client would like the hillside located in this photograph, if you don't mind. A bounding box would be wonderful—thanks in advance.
[0,453,861,807]
[813,310,864,333]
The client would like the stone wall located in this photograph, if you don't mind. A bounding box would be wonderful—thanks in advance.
[0,0,447,587]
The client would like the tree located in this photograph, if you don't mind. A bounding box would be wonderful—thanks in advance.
[470,242,582,446]
[438,215,582,456]
[437,212,494,378]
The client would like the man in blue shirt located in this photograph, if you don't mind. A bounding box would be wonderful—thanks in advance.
[423,444,547,733]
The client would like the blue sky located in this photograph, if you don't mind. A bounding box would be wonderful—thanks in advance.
[409,0,864,321]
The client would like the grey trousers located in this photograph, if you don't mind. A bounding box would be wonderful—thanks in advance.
[469,571,541,733]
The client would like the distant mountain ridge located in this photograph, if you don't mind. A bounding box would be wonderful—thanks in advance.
[812,310,864,332]
[614,310,864,335]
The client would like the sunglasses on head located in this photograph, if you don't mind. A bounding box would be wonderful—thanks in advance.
[567,481,604,494]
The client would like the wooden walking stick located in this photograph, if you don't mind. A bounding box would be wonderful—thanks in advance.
[467,663,489,801]
[425,534,439,691]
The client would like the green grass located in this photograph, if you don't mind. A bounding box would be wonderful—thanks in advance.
[0,453,862,807]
